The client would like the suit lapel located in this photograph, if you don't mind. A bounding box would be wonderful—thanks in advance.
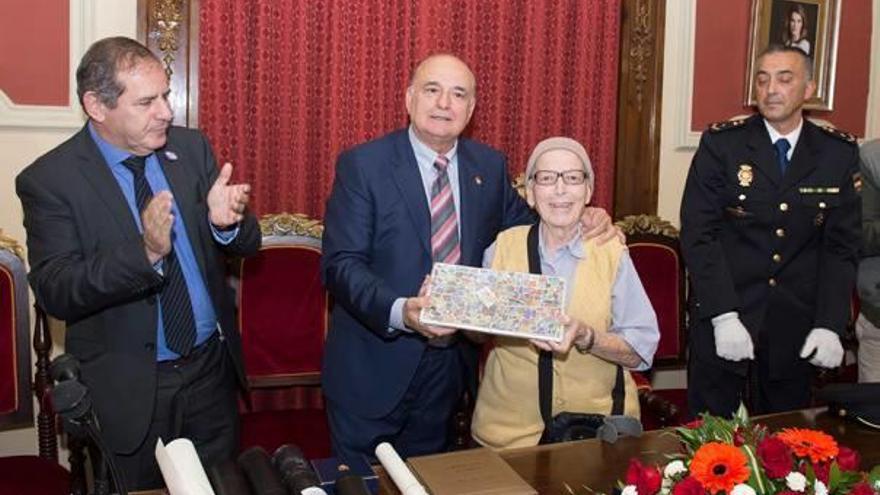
[745,117,782,188]
[780,121,819,192]
[158,143,210,278]
[391,133,432,257]
[457,143,481,266]
[73,127,141,235]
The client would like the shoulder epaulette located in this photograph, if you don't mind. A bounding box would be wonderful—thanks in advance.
[817,123,857,144]
[708,117,748,133]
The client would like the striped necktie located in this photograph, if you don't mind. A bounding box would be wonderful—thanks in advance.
[430,155,460,265]
[122,155,197,356]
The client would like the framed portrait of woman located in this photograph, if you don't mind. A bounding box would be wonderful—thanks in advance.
[744,0,840,110]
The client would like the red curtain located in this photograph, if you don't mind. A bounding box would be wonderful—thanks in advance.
[199,0,621,218]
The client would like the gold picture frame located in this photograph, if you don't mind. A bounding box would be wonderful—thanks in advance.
[744,0,840,111]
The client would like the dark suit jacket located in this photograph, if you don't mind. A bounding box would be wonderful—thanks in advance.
[680,115,860,379]
[16,125,260,454]
[321,128,532,419]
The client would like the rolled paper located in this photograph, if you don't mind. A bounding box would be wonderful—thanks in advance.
[374,443,428,495]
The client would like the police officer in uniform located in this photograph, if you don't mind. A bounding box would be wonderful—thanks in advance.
[680,45,861,417]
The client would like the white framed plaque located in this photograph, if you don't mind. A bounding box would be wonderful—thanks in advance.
[420,263,566,342]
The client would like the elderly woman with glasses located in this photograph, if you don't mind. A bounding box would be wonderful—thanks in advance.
[470,137,659,449]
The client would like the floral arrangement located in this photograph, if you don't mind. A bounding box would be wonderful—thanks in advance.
[620,406,880,495]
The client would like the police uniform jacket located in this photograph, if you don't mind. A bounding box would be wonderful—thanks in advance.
[680,114,861,379]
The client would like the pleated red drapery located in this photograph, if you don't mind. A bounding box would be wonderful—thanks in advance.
[199,0,621,218]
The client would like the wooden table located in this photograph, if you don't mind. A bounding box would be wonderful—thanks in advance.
[376,408,880,494]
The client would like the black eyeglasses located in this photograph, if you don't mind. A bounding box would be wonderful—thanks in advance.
[530,170,588,186]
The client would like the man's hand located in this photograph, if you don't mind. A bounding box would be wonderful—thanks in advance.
[580,207,625,245]
[800,328,844,368]
[142,191,174,264]
[208,162,252,228]
[402,276,457,339]
[712,311,755,361]
[530,315,590,354]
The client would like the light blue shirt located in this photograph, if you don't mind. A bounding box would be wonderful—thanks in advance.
[89,123,236,360]
[388,126,462,332]
[482,225,660,370]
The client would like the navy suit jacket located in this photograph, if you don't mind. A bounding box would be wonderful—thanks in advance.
[321,128,532,418]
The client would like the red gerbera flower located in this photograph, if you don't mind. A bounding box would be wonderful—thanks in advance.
[689,442,750,494]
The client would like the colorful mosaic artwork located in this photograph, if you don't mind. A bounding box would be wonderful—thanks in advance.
[420,263,566,341]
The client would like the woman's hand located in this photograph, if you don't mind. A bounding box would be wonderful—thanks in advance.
[530,315,593,355]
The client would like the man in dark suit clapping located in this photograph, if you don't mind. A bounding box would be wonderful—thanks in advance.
[16,37,260,490]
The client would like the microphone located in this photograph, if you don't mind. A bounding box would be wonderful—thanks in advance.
[208,459,254,495]
[238,447,286,495]
[272,444,327,495]
[50,354,91,429]
[334,464,371,495]
[49,354,128,495]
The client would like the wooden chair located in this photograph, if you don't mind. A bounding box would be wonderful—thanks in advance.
[237,213,332,459]
[0,232,86,494]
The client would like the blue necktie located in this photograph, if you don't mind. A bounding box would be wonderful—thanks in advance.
[774,138,791,174]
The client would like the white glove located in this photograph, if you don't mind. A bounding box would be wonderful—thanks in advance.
[799,328,844,368]
[712,312,755,361]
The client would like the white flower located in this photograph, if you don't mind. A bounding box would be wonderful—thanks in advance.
[621,485,638,495]
[814,480,828,495]
[786,471,807,492]
[663,460,687,478]
[730,484,756,495]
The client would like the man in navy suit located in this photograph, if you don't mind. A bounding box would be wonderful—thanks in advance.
[321,54,615,462]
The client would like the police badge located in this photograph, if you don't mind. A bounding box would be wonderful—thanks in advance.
[737,164,754,187]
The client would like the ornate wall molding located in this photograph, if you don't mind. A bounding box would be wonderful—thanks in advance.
[0,0,96,130]
[138,0,199,127]
[666,0,701,150]
[614,0,666,217]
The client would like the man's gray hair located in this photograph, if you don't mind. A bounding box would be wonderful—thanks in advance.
[758,44,813,80]
[76,36,161,109]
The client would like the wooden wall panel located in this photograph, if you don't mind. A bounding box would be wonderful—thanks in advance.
[138,0,200,127]
[614,0,666,217]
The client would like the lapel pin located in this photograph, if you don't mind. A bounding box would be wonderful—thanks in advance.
[474,175,483,186]
[737,164,753,187]
[164,150,178,161]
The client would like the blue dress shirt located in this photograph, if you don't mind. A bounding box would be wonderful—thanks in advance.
[88,123,234,360]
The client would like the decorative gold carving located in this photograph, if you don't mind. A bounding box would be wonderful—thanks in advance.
[153,0,183,78]
[511,172,527,200]
[615,214,679,238]
[0,229,24,260]
[259,213,324,239]
[629,0,655,111]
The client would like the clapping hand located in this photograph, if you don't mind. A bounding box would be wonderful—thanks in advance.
[142,191,174,264]
[208,162,251,228]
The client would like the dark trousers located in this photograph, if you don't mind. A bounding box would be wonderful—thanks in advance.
[326,345,464,465]
[113,334,239,491]
[688,345,814,418]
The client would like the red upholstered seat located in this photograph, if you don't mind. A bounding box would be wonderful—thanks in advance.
[0,239,33,431]
[237,214,331,459]
[0,455,70,495]
[616,215,688,428]
[0,234,84,493]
